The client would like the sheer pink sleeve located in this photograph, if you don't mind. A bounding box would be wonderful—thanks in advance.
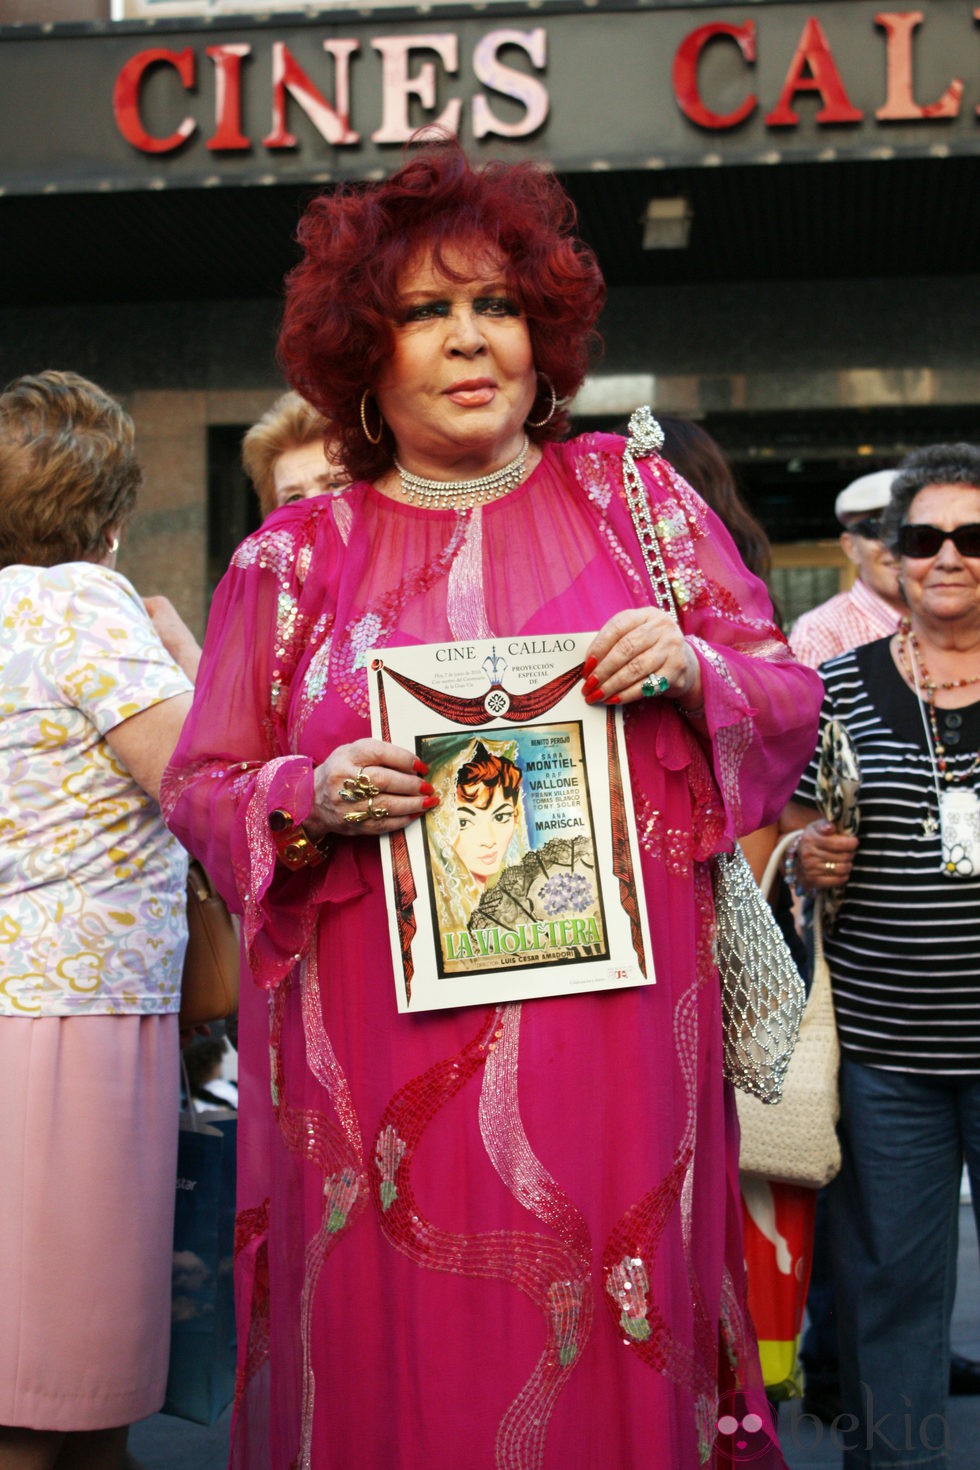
[633,452,823,842]
[160,521,367,989]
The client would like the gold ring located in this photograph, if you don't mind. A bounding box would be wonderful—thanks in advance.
[824,860,836,872]
[340,773,381,802]
[343,797,389,825]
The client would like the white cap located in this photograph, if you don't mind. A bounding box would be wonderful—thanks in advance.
[834,469,897,525]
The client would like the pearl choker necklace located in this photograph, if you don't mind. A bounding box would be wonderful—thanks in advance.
[393,436,529,509]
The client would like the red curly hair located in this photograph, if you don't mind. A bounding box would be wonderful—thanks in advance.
[277,141,606,484]
[455,740,523,809]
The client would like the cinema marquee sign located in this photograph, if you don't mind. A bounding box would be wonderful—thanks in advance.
[113,8,980,157]
[2,3,979,195]
[673,11,976,129]
[113,29,550,151]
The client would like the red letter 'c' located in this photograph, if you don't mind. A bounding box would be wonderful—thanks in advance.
[672,21,757,130]
[113,48,196,154]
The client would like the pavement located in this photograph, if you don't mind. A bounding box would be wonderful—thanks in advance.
[130,1405,231,1470]
[129,1203,980,1470]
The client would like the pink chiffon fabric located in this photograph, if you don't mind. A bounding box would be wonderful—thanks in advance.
[162,435,822,1470]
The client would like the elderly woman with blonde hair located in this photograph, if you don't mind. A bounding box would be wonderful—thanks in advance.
[241,389,349,518]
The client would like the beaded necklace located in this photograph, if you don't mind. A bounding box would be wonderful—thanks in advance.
[897,617,980,696]
[898,619,980,785]
[394,436,530,510]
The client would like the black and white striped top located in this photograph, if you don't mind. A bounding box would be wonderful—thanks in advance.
[796,637,980,1077]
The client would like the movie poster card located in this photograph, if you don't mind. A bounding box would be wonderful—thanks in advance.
[366,632,654,1013]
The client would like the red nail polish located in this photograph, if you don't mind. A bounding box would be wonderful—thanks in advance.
[420,781,435,796]
[582,655,598,678]
[422,795,439,809]
[607,695,621,705]
[584,687,605,704]
[582,675,599,695]
[413,758,429,775]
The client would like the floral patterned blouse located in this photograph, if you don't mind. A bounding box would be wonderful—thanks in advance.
[0,562,192,1017]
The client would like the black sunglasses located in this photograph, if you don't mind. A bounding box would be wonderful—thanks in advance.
[897,522,980,558]
[850,516,882,540]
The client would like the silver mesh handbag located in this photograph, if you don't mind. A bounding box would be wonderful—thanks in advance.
[622,407,805,1103]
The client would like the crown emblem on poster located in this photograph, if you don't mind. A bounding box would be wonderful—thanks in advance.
[483,645,508,686]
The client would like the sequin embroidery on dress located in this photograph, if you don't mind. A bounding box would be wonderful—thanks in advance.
[621,453,802,848]
[447,508,495,640]
[371,1004,594,1470]
[573,447,647,602]
[622,699,727,877]
[268,953,370,1470]
[232,1200,270,1414]
[363,508,593,1467]
[643,460,708,612]
[231,514,330,747]
[602,864,722,1465]
[332,514,471,719]
[690,640,753,836]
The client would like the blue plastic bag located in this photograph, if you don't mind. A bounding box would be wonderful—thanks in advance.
[162,1111,237,1426]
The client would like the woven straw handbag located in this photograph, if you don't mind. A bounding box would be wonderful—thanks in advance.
[735,831,841,1188]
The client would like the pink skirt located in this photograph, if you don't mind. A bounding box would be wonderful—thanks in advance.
[0,1013,180,1431]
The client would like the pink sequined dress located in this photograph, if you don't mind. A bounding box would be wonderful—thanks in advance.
[162,434,822,1470]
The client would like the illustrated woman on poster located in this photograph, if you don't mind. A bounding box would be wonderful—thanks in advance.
[425,736,530,934]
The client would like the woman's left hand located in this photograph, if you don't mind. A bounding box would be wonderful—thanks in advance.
[582,608,703,708]
[144,595,202,682]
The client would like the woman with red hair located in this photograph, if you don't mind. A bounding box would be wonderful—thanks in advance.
[163,143,821,1470]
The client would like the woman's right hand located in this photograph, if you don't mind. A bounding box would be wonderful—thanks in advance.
[795,818,858,890]
[305,739,438,840]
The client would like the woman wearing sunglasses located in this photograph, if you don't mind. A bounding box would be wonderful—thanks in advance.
[782,442,980,1468]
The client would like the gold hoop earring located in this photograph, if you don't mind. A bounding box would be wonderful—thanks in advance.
[525,375,557,429]
[360,390,384,446]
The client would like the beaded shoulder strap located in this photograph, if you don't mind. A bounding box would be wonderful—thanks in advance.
[622,406,679,623]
